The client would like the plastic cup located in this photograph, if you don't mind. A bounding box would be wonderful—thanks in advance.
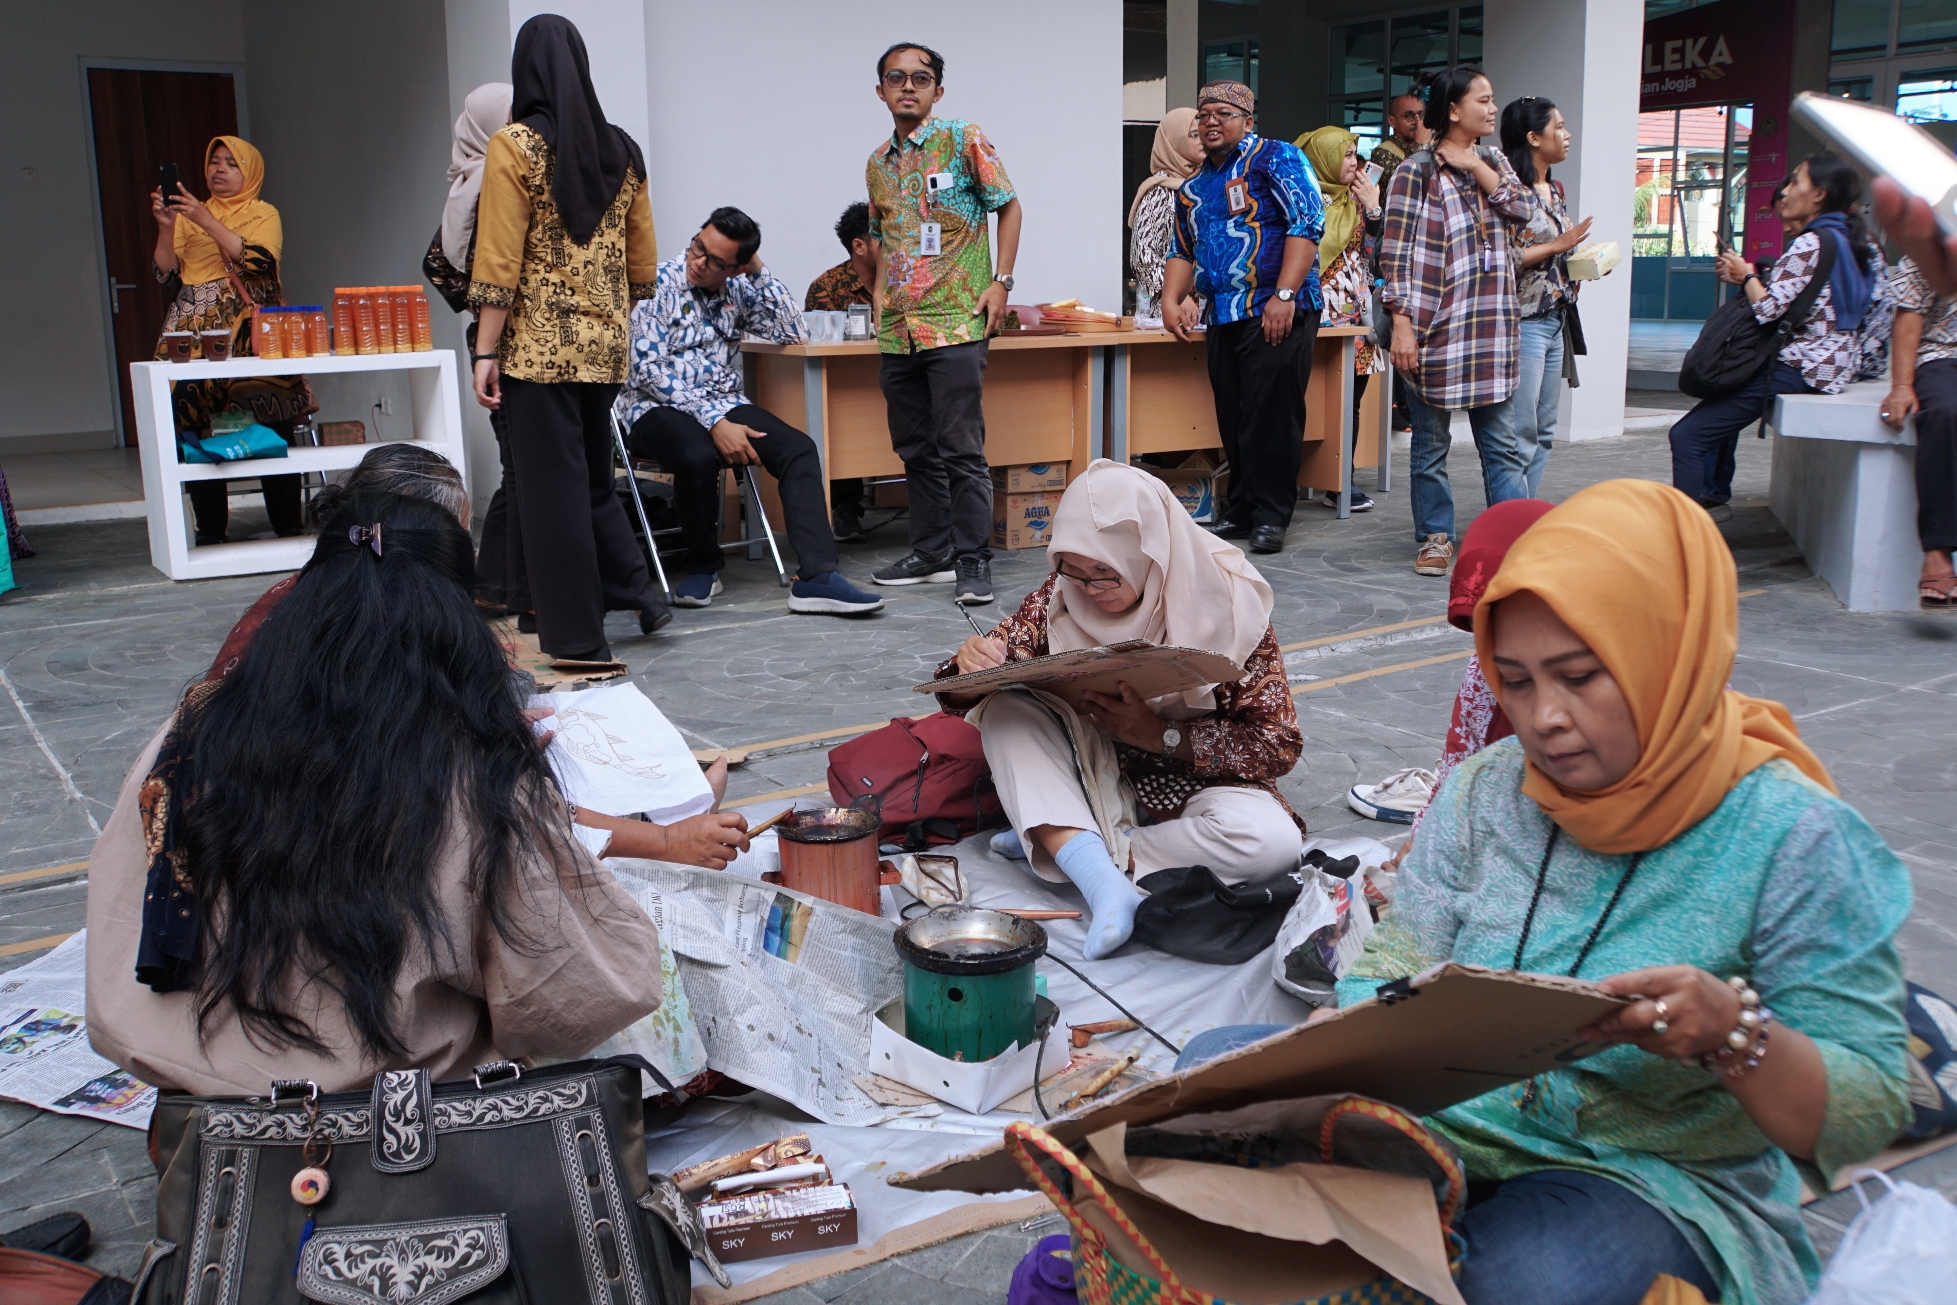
[199,330,231,362]
[163,332,195,363]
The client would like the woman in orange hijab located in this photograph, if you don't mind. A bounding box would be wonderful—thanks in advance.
[1329,479,1912,1305]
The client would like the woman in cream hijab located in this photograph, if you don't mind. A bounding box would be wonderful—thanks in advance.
[936,460,1304,958]
[1128,107,1203,323]
[1184,479,1911,1305]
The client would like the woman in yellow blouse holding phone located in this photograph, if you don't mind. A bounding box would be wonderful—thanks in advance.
[468,14,664,661]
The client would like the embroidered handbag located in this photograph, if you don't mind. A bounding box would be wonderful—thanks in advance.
[131,1056,725,1305]
[1003,1097,1465,1305]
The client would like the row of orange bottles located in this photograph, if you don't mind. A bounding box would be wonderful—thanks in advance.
[330,287,434,356]
[252,307,331,360]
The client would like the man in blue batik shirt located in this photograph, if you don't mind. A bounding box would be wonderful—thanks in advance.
[615,207,882,616]
[1163,80,1325,555]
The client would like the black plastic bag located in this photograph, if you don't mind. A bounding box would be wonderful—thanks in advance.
[1130,865,1302,965]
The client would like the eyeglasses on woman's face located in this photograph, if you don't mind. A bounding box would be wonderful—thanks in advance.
[1055,566,1124,591]
[882,69,937,90]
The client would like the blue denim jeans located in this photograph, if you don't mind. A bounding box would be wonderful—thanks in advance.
[1402,382,1529,542]
[1515,313,1565,497]
[1177,1025,1723,1305]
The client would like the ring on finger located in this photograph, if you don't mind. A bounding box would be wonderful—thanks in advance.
[1650,998,1670,1036]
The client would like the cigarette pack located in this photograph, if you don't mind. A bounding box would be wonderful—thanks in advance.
[696,1182,859,1262]
[1567,241,1620,281]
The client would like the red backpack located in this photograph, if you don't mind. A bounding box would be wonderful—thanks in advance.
[826,713,1005,846]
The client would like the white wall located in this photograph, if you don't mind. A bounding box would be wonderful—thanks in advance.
[640,0,1125,311]
[0,1,245,450]
[1482,0,1641,443]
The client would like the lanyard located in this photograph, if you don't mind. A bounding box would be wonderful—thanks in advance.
[1511,826,1645,978]
[1445,161,1495,273]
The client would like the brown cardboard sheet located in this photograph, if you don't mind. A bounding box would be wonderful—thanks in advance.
[892,964,1626,1195]
[917,640,1246,708]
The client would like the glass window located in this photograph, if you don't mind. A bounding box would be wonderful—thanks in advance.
[1898,67,1957,118]
[1458,5,1484,64]
[1833,0,1893,55]
[1899,0,1957,48]
[1390,11,1453,94]
[1203,39,1259,95]
[1336,100,1387,158]
[1332,22,1385,96]
[1830,75,1877,99]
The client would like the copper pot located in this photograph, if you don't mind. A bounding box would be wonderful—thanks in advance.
[771,797,898,915]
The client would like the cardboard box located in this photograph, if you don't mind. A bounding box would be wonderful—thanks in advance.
[869,997,1065,1115]
[697,1183,859,1263]
[1144,465,1216,523]
[316,421,366,447]
[921,639,1246,710]
[990,462,1068,494]
[992,491,1062,550]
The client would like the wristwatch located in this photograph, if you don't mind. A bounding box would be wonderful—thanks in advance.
[1160,725,1182,761]
[993,273,1014,291]
[1275,287,1296,303]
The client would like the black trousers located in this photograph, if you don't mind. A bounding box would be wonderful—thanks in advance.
[626,402,839,579]
[1915,358,1957,552]
[1207,310,1321,530]
[879,339,992,561]
[500,377,653,657]
[189,473,303,544]
[474,405,529,612]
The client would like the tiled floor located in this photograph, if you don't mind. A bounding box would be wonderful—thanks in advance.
[3,424,1955,1297]
[4,448,145,512]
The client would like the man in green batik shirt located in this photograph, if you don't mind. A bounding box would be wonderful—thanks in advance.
[863,41,1022,607]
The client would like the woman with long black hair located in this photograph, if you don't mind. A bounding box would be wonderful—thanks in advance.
[83,491,668,1094]
[469,14,666,661]
[1669,152,1876,522]
[1499,96,1595,496]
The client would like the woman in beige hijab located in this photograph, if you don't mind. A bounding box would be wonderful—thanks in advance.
[936,461,1304,958]
[1128,107,1202,322]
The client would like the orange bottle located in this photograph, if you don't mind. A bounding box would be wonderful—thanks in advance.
[307,308,330,357]
[410,288,433,351]
[332,290,356,355]
[374,289,397,354]
[254,307,284,360]
[391,288,415,352]
[284,310,310,358]
[353,288,380,355]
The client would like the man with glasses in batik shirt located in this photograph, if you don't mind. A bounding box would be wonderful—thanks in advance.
[1163,80,1324,557]
[864,41,1022,607]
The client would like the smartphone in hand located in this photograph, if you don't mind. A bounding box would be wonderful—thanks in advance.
[157,163,181,204]
[1792,91,1957,238]
[1363,162,1383,187]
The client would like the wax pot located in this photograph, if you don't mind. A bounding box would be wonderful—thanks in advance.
[894,907,1048,1063]
[775,797,897,915]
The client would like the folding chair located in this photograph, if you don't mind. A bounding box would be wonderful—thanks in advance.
[609,409,788,605]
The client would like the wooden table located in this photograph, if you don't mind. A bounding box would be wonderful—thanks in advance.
[1106,324,1391,520]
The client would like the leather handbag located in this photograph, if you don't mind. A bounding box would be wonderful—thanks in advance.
[131,1056,727,1305]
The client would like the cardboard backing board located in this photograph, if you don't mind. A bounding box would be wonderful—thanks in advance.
[892,964,1627,1195]
[917,640,1247,708]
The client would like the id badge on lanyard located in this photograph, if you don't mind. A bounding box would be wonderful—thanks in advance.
[920,171,954,257]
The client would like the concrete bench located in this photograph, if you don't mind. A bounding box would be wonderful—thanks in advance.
[1766,379,1921,612]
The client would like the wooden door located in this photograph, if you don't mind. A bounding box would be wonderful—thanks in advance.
[88,68,239,446]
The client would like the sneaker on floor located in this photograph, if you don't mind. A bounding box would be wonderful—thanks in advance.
[1318,489,1375,513]
[670,573,723,607]
[1346,767,1438,823]
[954,556,994,605]
[788,570,884,614]
[831,509,867,543]
[1414,533,1454,576]
[872,551,956,586]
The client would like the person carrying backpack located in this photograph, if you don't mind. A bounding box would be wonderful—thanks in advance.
[1670,152,1876,522]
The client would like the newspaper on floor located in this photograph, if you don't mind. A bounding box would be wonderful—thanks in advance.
[530,681,715,822]
[608,858,902,1126]
[0,931,156,1130]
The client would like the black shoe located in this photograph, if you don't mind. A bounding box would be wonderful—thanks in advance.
[1205,518,1252,540]
[831,509,867,543]
[954,556,994,605]
[873,550,956,586]
[1249,525,1286,554]
[638,598,673,634]
[557,642,613,663]
[516,612,537,634]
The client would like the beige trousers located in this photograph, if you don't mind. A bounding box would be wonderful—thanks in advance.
[972,689,1302,886]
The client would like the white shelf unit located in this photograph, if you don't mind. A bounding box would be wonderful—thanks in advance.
[131,351,467,580]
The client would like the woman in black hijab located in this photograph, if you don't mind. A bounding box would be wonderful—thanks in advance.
[467,14,668,661]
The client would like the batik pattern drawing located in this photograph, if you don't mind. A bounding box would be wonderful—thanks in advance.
[296,1216,509,1305]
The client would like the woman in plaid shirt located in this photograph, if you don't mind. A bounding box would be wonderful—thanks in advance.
[1381,66,1536,578]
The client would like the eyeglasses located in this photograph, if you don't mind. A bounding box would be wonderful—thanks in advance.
[686,235,739,275]
[882,69,938,90]
[1195,110,1247,125]
[1054,567,1124,591]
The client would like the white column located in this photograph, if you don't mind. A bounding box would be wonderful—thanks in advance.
[1167,0,1199,111]
[1481,0,1643,442]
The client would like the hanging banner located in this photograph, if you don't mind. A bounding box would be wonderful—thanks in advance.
[1640,0,1794,113]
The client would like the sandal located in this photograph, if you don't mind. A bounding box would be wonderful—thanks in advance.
[1920,573,1957,608]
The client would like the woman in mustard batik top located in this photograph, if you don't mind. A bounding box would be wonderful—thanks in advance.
[468,14,664,661]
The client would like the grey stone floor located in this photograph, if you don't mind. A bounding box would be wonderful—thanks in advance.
[4,423,1956,1297]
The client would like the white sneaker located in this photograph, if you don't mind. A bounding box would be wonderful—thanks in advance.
[1346,767,1438,823]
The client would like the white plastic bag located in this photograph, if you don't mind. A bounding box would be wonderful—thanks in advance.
[1271,865,1372,1008]
[1804,1169,1957,1304]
